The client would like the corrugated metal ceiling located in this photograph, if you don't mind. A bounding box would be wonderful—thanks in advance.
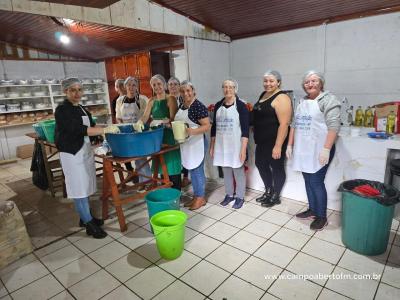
[154,0,400,39]
[32,1,120,8]
[0,10,183,60]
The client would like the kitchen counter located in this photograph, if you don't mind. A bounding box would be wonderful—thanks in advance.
[244,132,400,211]
[204,130,400,211]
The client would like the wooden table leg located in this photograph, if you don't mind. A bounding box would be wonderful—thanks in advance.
[103,158,127,232]
[101,157,110,220]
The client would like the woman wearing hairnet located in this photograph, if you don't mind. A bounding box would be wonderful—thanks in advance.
[115,76,151,183]
[209,79,249,209]
[55,77,119,239]
[253,70,292,207]
[287,71,341,231]
[135,74,182,190]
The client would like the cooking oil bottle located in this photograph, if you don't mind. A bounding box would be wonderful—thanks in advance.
[354,106,364,126]
[386,110,396,134]
[364,106,374,127]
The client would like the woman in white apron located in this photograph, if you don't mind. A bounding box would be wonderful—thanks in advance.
[286,71,341,231]
[55,78,119,239]
[116,77,150,182]
[168,76,191,188]
[209,79,249,209]
[174,81,211,210]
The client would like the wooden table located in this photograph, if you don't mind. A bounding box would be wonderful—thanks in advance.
[26,132,66,197]
[26,133,104,197]
[101,144,179,232]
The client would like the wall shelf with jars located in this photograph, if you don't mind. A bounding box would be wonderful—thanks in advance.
[0,79,110,128]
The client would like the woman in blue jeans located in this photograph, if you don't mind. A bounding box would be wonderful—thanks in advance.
[286,71,341,231]
[174,81,211,210]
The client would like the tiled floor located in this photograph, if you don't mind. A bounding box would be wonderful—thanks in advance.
[1,159,400,299]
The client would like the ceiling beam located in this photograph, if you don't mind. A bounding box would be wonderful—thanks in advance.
[0,0,231,42]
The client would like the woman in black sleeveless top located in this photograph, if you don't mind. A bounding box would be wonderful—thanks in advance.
[252,70,292,207]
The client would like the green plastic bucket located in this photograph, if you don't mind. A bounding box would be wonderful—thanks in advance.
[40,119,56,143]
[150,210,187,260]
[341,191,395,255]
[32,123,46,140]
[145,188,181,221]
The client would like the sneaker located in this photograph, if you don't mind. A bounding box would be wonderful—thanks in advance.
[220,195,235,206]
[310,217,328,231]
[232,197,244,209]
[296,209,316,220]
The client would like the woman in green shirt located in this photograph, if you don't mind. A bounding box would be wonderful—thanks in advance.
[138,74,182,190]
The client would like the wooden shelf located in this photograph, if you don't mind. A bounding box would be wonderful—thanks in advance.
[0,95,50,100]
[1,107,52,114]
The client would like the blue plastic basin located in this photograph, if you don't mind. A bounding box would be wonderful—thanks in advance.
[117,124,134,133]
[106,127,164,157]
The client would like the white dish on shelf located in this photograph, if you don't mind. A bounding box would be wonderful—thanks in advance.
[81,96,88,101]
[35,103,49,109]
[1,80,14,86]
[18,79,29,85]
[45,79,58,84]
[95,99,104,104]
[85,100,95,105]
[8,92,20,98]
[82,79,92,84]
[31,79,43,84]
[0,93,5,98]
[55,98,64,103]
[93,89,103,93]
[21,92,32,97]
[0,104,6,112]
[92,79,103,84]
[7,104,21,111]
[22,104,34,110]
[33,91,47,96]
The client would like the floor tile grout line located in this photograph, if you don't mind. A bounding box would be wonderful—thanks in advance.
[6,177,399,299]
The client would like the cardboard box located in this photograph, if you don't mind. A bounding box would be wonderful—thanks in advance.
[374,102,400,132]
[16,144,34,159]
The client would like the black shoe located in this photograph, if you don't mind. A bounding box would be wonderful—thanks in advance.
[255,188,272,203]
[310,217,328,231]
[85,220,108,239]
[79,216,104,228]
[261,192,281,207]
[296,209,316,220]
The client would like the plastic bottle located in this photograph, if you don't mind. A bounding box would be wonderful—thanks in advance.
[364,106,374,127]
[346,105,354,125]
[341,97,350,125]
[354,106,364,127]
[386,110,396,134]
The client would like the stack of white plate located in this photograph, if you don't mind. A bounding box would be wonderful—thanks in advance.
[7,103,21,111]
[8,92,20,98]
[34,91,47,96]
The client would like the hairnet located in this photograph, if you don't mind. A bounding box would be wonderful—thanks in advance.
[61,77,82,90]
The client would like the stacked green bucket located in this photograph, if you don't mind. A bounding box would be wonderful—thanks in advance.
[39,119,56,143]
[145,188,187,260]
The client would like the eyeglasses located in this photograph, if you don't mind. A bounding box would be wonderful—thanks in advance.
[304,79,320,85]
